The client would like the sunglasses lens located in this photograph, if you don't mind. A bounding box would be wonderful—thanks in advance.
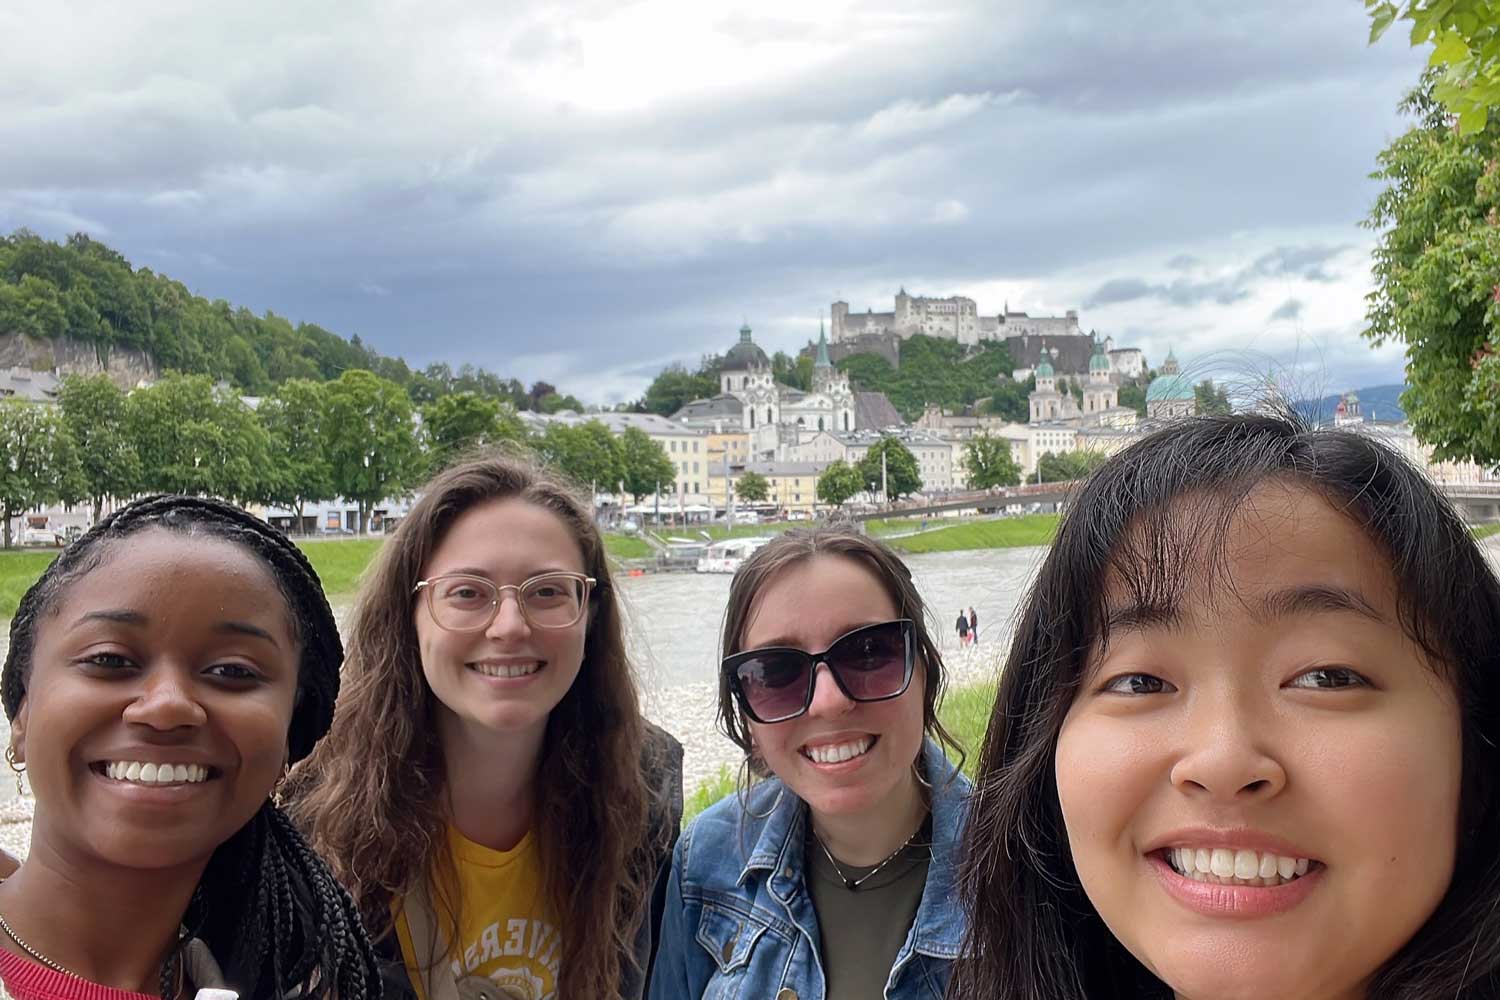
[733,651,811,722]
[829,623,910,700]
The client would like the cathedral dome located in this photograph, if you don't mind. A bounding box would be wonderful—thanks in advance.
[1089,344,1111,374]
[723,322,770,371]
[1035,358,1055,378]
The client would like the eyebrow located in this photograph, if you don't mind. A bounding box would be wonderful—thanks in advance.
[433,566,576,580]
[70,610,281,648]
[1103,585,1386,637]
[746,620,890,651]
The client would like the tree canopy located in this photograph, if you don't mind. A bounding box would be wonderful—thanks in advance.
[0,229,586,409]
[837,335,1016,421]
[816,460,864,506]
[962,434,1023,489]
[1362,76,1500,465]
[735,471,770,503]
[857,438,923,500]
[1369,0,1500,134]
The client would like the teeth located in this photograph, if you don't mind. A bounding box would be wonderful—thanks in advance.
[472,662,541,679]
[103,762,209,785]
[1167,846,1313,886]
[803,737,873,764]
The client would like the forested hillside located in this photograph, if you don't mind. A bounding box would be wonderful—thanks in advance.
[0,229,582,410]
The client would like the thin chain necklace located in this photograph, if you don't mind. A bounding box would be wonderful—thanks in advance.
[809,822,924,892]
[0,908,78,977]
[0,909,185,997]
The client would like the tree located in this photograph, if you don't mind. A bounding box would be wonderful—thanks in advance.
[1193,379,1233,416]
[1362,76,1500,466]
[321,370,422,533]
[526,381,558,411]
[421,391,524,474]
[536,421,619,492]
[617,427,677,502]
[1036,449,1108,484]
[962,434,1023,489]
[735,471,770,503]
[124,373,274,503]
[857,438,922,500]
[641,364,718,417]
[1118,378,1149,417]
[1368,0,1500,134]
[0,401,85,548]
[58,374,140,522]
[986,378,1029,422]
[816,460,864,507]
[258,379,334,532]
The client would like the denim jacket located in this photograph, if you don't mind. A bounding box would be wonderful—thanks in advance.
[648,739,970,1000]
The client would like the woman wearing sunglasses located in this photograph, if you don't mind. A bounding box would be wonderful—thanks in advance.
[286,452,682,1000]
[649,526,970,1000]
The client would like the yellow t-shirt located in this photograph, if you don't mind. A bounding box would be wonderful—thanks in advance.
[394,826,561,1000]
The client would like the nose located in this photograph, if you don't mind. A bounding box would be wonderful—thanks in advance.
[484,588,532,640]
[121,667,208,731]
[1169,698,1287,801]
[806,662,855,718]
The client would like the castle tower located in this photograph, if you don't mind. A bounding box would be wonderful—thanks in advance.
[1083,338,1118,416]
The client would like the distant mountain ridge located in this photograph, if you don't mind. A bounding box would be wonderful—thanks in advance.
[1293,384,1407,426]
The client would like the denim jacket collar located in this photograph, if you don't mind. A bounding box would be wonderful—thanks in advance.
[736,737,970,960]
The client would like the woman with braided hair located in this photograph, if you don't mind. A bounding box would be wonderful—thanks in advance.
[285,451,683,1000]
[0,494,382,999]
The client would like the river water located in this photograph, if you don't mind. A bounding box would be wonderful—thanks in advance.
[0,546,1052,858]
[10,536,1496,858]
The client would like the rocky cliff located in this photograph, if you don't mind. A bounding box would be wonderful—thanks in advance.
[0,333,159,389]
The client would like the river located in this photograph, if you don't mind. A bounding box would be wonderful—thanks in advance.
[10,535,1497,859]
[0,546,1052,858]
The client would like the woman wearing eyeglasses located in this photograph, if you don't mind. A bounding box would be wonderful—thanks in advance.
[648,526,970,1000]
[284,452,683,1000]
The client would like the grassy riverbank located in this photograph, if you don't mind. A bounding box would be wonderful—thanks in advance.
[886,514,1058,554]
[0,532,652,617]
[1473,524,1500,541]
[683,680,997,824]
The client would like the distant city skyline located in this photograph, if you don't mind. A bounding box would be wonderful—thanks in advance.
[0,1,1429,403]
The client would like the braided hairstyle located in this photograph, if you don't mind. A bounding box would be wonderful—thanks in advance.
[1,495,381,999]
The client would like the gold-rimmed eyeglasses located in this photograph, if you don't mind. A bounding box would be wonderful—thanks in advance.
[413,572,596,632]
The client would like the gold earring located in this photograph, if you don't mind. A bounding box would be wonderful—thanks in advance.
[5,746,25,797]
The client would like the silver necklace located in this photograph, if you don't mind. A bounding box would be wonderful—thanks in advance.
[809,824,923,892]
[0,908,78,977]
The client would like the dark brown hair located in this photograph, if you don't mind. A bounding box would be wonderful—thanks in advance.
[949,414,1500,1000]
[286,450,662,998]
[715,524,961,778]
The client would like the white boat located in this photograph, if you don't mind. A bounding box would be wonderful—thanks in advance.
[696,537,769,574]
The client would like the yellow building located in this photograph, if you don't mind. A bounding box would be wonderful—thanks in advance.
[737,460,829,515]
[703,431,753,509]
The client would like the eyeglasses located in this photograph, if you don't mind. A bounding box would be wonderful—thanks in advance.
[722,619,916,724]
[413,572,596,632]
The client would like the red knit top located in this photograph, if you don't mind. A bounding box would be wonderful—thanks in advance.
[0,950,159,1000]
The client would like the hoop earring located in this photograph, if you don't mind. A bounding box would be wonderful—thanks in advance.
[911,755,932,791]
[5,746,25,798]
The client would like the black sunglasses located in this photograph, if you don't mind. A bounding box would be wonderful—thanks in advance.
[723,619,916,724]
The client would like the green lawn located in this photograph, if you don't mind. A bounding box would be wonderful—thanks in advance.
[1472,523,1500,541]
[863,518,931,536]
[0,549,65,618]
[886,514,1059,554]
[296,539,385,597]
[681,680,998,825]
[603,533,654,559]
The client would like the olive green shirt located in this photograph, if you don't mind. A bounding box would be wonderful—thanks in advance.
[806,820,932,1000]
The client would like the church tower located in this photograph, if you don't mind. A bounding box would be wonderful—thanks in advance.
[812,318,856,432]
[1083,337,1118,416]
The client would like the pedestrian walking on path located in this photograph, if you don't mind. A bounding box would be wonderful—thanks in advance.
[956,609,970,646]
[967,606,978,646]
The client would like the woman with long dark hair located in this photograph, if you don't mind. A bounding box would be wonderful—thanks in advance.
[950,414,1500,1000]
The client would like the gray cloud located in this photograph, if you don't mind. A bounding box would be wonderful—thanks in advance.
[1270,298,1304,322]
[0,0,1423,400]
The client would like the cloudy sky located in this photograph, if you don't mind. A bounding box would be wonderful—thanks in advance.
[0,1,1430,404]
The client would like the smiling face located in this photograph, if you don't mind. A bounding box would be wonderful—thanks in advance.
[9,531,300,872]
[1054,484,1463,1000]
[741,554,926,822]
[414,497,589,744]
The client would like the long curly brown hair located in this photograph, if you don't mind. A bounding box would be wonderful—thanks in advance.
[285,450,660,998]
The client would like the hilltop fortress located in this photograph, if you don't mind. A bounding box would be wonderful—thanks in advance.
[829,289,1146,379]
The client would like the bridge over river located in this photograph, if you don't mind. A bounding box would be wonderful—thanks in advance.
[847,480,1500,524]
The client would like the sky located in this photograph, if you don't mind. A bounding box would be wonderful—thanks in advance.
[0,1,1432,405]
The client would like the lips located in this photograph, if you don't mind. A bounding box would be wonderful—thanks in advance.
[800,734,878,764]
